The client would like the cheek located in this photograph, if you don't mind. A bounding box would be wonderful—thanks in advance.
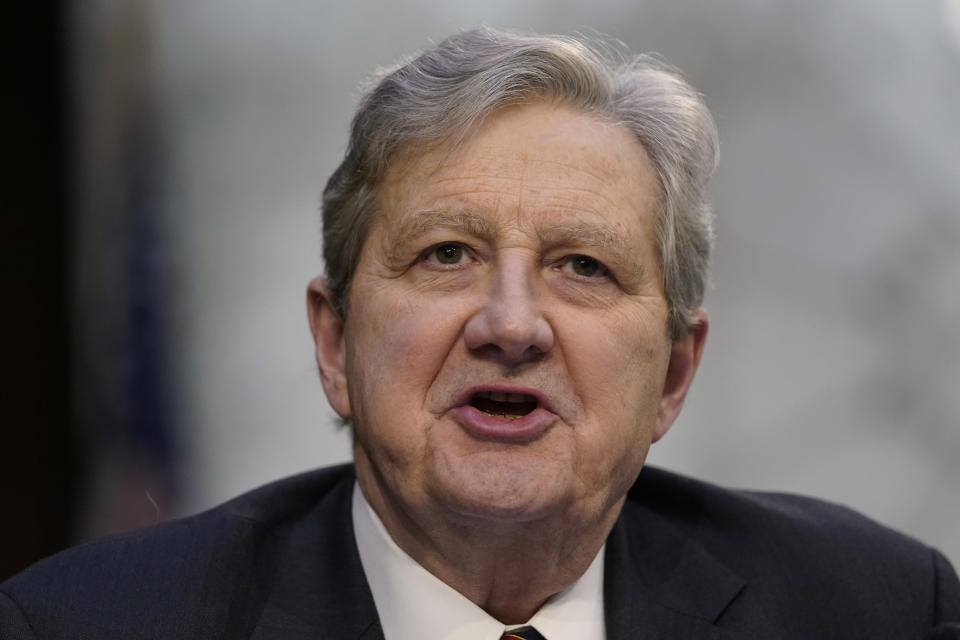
[569,314,667,411]
[564,310,670,481]
[347,289,466,423]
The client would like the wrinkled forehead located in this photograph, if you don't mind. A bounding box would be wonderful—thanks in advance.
[371,102,663,247]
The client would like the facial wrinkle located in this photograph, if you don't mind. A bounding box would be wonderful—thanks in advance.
[514,155,529,229]
[531,156,615,191]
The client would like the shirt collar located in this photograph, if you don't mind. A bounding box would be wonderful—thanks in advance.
[352,482,606,640]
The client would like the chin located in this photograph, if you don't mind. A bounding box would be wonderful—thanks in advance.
[427,451,573,523]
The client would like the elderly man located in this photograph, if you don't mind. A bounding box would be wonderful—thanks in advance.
[3,26,959,640]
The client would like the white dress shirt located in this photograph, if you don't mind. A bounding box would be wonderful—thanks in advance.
[352,483,607,640]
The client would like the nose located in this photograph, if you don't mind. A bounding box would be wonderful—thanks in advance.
[463,255,555,364]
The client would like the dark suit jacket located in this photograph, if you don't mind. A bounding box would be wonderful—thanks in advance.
[2,464,958,639]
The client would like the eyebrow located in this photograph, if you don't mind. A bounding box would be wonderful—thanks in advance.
[395,210,631,250]
[393,209,495,240]
[540,224,631,254]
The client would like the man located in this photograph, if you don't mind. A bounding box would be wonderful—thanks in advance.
[2,26,958,639]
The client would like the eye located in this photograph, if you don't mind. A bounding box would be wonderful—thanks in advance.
[562,254,608,278]
[425,242,469,266]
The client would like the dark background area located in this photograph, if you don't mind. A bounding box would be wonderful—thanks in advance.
[1,2,82,580]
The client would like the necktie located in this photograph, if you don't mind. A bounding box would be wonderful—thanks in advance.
[501,627,547,640]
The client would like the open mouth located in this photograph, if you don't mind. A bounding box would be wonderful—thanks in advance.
[469,391,539,419]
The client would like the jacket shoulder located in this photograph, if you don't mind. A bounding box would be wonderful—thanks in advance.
[628,466,960,629]
[0,464,356,639]
[631,465,933,559]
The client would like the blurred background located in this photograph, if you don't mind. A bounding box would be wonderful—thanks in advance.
[4,0,959,579]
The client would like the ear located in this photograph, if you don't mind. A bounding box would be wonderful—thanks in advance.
[306,277,352,419]
[652,308,709,443]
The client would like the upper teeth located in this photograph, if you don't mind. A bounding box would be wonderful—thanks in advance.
[475,391,534,403]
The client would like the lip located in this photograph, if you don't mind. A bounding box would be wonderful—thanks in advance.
[450,384,557,443]
[453,384,555,413]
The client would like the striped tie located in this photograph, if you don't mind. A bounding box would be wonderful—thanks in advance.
[501,627,547,640]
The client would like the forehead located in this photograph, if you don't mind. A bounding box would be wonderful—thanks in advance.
[375,102,662,243]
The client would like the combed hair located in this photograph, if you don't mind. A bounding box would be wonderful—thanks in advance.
[322,26,718,339]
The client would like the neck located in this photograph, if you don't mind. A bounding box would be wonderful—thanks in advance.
[356,460,621,624]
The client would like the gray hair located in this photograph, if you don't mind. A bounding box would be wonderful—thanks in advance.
[322,26,718,339]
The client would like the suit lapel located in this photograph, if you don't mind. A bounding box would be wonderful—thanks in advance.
[605,499,750,640]
[250,473,384,640]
